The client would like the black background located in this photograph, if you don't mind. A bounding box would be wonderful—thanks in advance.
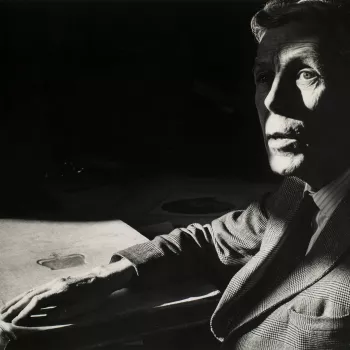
[3,1,271,186]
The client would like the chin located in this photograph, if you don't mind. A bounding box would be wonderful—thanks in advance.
[268,153,306,177]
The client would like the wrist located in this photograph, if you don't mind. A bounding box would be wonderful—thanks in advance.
[93,258,136,290]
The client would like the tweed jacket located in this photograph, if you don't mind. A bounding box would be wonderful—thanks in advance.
[112,176,350,349]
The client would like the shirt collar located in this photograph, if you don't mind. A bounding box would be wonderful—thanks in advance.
[304,168,350,217]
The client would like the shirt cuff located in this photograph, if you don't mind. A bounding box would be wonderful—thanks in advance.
[109,241,164,277]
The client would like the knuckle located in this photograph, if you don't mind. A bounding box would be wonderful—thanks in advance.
[58,276,72,285]
[31,296,39,305]
[53,277,66,286]
[55,277,69,288]
[6,306,15,315]
[22,296,31,304]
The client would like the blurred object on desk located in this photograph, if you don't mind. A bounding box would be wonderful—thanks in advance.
[119,174,278,232]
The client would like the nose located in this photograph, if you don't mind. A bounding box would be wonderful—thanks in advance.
[264,75,293,115]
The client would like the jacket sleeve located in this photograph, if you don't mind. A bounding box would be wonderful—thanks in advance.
[110,194,271,289]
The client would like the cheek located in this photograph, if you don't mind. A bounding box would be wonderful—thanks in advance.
[255,90,268,130]
[300,86,350,152]
[300,84,325,111]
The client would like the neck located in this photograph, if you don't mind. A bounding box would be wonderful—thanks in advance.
[299,162,350,191]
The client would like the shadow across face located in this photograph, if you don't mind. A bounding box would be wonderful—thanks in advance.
[254,20,350,184]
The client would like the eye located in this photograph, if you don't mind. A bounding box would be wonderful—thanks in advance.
[255,71,274,85]
[297,69,318,82]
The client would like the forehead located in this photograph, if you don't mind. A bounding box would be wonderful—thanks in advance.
[256,21,327,67]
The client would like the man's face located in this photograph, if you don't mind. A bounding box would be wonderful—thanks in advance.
[254,20,350,181]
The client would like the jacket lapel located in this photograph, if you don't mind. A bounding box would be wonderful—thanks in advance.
[227,182,350,337]
[211,176,305,339]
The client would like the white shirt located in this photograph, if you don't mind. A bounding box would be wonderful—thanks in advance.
[305,168,350,255]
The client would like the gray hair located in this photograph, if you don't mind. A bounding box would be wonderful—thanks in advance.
[251,0,350,55]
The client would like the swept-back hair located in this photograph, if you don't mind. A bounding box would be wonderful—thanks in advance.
[251,0,350,55]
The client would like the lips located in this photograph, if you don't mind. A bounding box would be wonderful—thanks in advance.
[268,137,298,150]
[267,132,302,153]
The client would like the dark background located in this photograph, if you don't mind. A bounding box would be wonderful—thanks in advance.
[3,0,268,177]
[2,0,278,219]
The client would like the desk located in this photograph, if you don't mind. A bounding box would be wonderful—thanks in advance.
[0,219,221,350]
[7,282,221,350]
[0,219,148,307]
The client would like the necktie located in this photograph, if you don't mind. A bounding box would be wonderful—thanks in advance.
[288,191,319,261]
[211,191,320,337]
[254,192,319,296]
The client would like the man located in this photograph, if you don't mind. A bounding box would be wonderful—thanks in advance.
[2,0,350,348]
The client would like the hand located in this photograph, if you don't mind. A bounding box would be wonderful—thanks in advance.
[0,258,136,326]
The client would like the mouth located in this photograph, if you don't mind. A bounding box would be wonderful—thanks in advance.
[267,132,303,153]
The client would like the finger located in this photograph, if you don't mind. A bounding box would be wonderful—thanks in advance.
[12,291,57,326]
[31,302,85,323]
[1,277,71,322]
[1,286,51,322]
[0,289,33,314]
[11,306,59,328]
[0,278,59,315]
[54,296,106,323]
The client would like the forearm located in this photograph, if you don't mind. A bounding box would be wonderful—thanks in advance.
[111,201,269,289]
[91,258,137,292]
[111,225,223,287]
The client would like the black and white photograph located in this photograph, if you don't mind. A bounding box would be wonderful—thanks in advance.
[1,0,350,349]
